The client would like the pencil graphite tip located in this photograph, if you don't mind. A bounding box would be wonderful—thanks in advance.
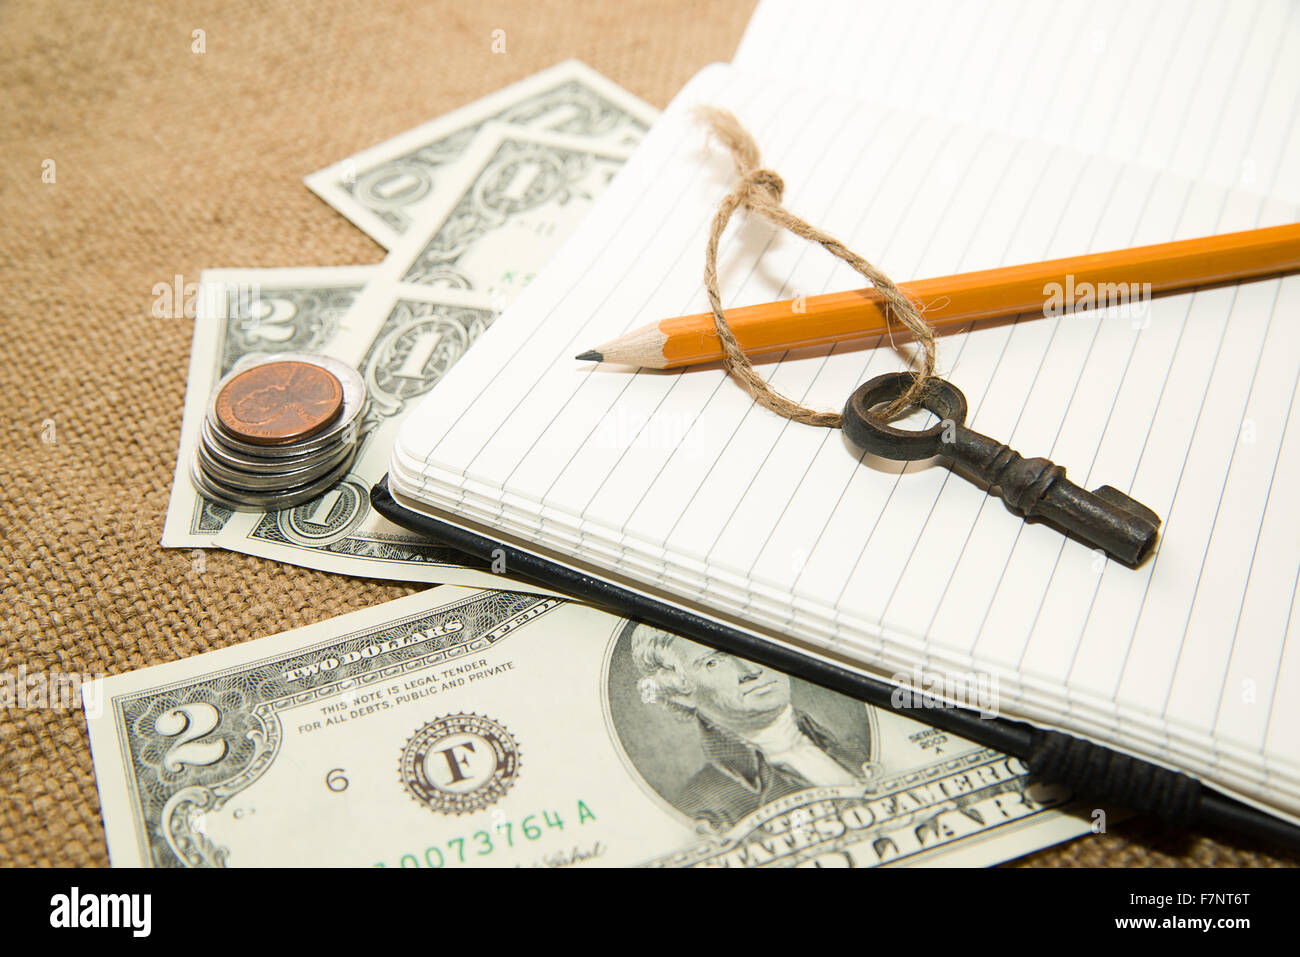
[575,350,603,362]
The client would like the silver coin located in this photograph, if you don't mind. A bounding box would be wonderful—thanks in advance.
[189,445,359,512]
[199,418,356,472]
[195,439,355,491]
[206,352,367,457]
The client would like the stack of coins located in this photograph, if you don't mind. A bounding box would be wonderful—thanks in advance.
[191,352,368,511]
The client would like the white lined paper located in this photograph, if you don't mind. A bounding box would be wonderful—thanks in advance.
[390,62,1300,821]
[734,0,1300,206]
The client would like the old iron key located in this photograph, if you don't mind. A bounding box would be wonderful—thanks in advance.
[842,372,1161,566]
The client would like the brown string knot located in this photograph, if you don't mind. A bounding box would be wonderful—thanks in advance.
[695,106,938,427]
[739,168,785,207]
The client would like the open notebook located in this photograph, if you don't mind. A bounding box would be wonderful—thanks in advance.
[386,62,1300,826]
[737,0,1300,206]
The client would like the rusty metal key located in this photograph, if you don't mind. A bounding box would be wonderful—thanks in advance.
[842,372,1161,566]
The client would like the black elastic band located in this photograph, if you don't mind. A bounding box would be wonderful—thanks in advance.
[1027,728,1201,825]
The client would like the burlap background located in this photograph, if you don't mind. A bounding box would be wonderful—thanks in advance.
[0,0,1292,867]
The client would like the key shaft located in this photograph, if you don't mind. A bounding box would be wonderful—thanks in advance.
[942,425,1160,566]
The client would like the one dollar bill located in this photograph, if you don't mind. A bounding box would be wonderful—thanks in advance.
[374,123,634,307]
[84,587,1092,867]
[305,60,656,249]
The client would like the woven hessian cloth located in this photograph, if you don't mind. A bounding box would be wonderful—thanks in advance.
[0,0,1293,867]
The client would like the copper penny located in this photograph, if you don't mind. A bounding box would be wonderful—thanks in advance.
[215,360,344,446]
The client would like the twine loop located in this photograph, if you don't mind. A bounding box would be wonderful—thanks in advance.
[738,168,785,207]
[697,106,938,426]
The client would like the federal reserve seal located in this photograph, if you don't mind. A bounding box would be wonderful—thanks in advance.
[400,713,521,815]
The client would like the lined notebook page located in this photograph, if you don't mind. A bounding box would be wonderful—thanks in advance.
[735,0,1300,206]
[392,64,1300,818]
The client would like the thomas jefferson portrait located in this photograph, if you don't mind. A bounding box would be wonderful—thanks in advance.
[607,623,876,830]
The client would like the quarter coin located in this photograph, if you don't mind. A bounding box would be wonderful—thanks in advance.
[195,439,356,491]
[198,419,356,473]
[189,446,360,512]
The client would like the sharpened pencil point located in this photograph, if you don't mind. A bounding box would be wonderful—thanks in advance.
[575,350,603,362]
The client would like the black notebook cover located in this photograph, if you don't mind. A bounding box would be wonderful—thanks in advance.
[370,474,1300,851]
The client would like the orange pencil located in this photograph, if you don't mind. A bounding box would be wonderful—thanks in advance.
[576,222,1300,369]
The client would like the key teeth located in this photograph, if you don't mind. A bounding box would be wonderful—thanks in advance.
[1091,485,1162,529]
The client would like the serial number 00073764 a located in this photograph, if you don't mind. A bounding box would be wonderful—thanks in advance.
[376,800,597,868]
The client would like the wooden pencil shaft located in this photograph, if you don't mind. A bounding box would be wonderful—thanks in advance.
[642,222,1300,368]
